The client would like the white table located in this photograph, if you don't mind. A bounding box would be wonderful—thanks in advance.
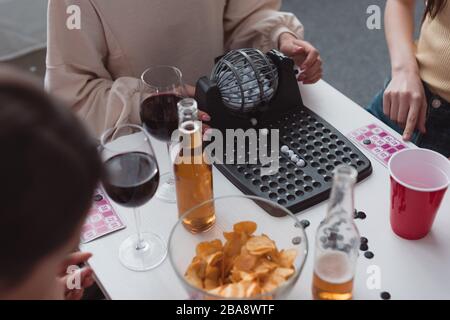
[81,80,450,300]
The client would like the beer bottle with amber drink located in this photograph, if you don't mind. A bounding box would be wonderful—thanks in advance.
[312,164,360,300]
[173,98,215,233]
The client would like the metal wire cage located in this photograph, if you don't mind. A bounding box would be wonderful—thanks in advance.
[211,48,279,113]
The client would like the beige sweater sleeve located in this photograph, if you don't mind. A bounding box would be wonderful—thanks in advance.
[224,0,305,52]
[45,0,141,138]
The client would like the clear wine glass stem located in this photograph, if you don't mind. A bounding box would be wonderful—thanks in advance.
[133,207,145,250]
[166,143,175,185]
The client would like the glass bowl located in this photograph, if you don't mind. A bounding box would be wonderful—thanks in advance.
[168,195,308,300]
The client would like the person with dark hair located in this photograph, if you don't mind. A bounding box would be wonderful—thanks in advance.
[367,0,450,158]
[0,65,101,299]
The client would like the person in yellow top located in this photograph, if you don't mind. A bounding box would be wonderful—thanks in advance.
[367,0,450,157]
[45,0,322,138]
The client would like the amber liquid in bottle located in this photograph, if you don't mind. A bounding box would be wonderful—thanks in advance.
[312,165,360,300]
[174,100,215,233]
[312,251,354,300]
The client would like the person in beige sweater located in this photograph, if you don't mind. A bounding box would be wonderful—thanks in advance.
[46,0,322,137]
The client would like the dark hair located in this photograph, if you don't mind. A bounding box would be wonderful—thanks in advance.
[424,0,448,19]
[0,66,101,289]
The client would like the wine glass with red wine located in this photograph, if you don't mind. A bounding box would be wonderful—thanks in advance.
[140,66,185,204]
[101,124,167,271]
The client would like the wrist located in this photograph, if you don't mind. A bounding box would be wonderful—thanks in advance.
[278,32,297,48]
[391,62,420,77]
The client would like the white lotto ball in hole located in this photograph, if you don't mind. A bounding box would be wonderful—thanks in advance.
[281,145,290,153]
[296,159,306,168]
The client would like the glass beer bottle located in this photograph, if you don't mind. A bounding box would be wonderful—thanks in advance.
[174,98,215,233]
[312,165,360,300]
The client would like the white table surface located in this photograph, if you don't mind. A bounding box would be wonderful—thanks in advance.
[81,80,450,300]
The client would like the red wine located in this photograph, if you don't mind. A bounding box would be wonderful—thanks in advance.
[140,94,182,142]
[103,152,159,208]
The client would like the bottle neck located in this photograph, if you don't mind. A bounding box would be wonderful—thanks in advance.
[326,165,357,219]
[177,98,202,151]
[178,98,199,123]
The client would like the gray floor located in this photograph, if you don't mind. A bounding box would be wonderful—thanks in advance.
[3,0,425,107]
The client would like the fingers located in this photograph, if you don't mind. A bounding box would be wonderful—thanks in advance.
[383,91,391,118]
[60,252,92,274]
[403,92,428,140]
[62,266,94,287]
[59,265,95,300]
[279,33,305,57]
[184,84,196,97]
[418,98,427,134]
[198,111,211,134]
[385,88,428,141]
[199,111,211,122]
[403,100,421,141]
[79,266,94,286]
[298,58,322,83]
[202,125,211,135]
[302,73,322,85]
[65,288,85,301]
[282,41,305,57]
[293,40,319,70]
[389,92,399,124]
[397,94,410,128]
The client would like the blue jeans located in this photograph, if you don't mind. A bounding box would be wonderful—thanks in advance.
[366,79,450,157]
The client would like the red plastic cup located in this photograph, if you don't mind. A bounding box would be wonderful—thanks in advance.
[388,149,450,240]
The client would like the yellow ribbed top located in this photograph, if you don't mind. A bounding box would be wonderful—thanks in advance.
[416,2,450,102]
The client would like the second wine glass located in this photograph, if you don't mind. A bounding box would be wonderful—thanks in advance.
[140,66,186,203]
[101,124,167,271]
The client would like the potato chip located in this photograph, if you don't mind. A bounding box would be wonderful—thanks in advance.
[204,266,220,290]
[186,257,206,278]
[253,258,278,277]
[223,255,236,278]
[245,235,276,256]
[273,267,295,279]
[185,271,203,289]
[229,269,242,283]
[220,282,247,298]
[223,232,235,241]
[205,264,220,280]
[185,258,206,289]
[184,221,298,299]
[205,251,223,266]
[243,281,262,297]
[239,271,257,282]
[224,232,249,255]
[208,285,224,296]
[233,247,258,272]
[279,249,297,268]
[196,239,223,258]
[233,221,257,235]
[262,271,286,292]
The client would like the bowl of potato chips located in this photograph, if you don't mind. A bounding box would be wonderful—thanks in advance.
[168,195,308,300]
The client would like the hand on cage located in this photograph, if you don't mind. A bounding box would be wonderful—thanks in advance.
[278,33,322,85]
